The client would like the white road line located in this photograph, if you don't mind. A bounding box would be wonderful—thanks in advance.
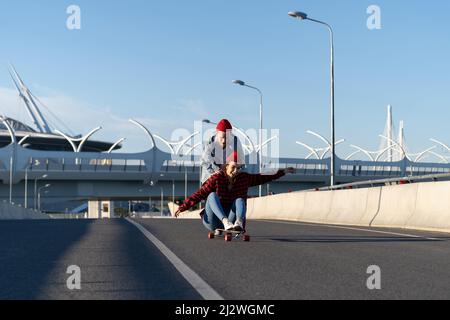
[126,218,223,300]
[258,220,442,241]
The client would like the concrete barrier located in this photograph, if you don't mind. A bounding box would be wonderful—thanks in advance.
[247,192,306,221]
[370,184,418,229]
[401,181,450,233]
[325,187,381,227]
[174,181,450,234]
[0,202,49,220]
[178,210,202,219]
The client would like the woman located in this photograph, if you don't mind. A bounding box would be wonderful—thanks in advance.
[175,152,295,233]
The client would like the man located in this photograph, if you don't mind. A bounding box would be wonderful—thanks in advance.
[200,119,245,184]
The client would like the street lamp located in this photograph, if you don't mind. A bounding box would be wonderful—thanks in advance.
[232,80,264,196]
[24,160,31,208]
[184,166,188,200]
[38,184,51,211]
[200,119,217,188]
[0,117,17,204]
[172,179,175,215]
[288,11,336,186]
[139,183,154,215]
[160,186,164,216]
[34,174,48,210]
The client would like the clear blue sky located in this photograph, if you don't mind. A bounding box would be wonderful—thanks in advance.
[0,0,449,158]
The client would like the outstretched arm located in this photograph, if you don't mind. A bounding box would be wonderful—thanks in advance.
[248,167,295,187]
[175,175,217,217]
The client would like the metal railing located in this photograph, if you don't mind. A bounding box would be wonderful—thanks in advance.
[4,154,450,180]
[313,172,450,192]
[161,159,450,178]
[28,157,147,173]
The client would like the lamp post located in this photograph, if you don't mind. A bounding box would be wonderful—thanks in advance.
[200,119,217,188]
[288,11,336,186]
[184,166,188,200]
[38,184,51,211]
[9,156,13,204]
[172,179,175,215]
[139,188,151,216]
[160,186,164,216]
[232,80,264,196]
[34,174,48,210]
[1,116,17,204]
[24,162,30,208]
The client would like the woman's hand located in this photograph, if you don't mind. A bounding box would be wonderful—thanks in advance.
[175,208,183,218]
[283,167,296,174]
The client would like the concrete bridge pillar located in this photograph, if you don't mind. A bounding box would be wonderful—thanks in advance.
[88,200,115,219]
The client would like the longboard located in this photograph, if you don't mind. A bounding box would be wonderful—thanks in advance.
[208,229,250,242]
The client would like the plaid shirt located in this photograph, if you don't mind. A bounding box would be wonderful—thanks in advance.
[179,170,286,212]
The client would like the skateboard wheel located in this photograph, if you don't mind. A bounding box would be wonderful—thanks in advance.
[224,234,232,242]
[208,232,215,239]
[243,235,250,242]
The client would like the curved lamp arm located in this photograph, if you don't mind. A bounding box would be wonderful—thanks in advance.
[427,151,449,164]
[320,139,345,159]
[414,146,437,163]
[184,143,202,156]
[430,138,450,153]
[55,127,102,153]
[129,119,156,150]
[18,134,31,146]
[153,135,175,154]
[77,127,102,152]
[296,141,320,160]
[55,129,77,152]
[375,145,400,162]
[234,127,255,154]
[379,135,411,161]
[175,132,200,156]
[0,116,17,145]
[350,145,376,162]
[108,138,126,154]
[305,151,318,160]
[345,150,362,161]
[307,130,331,147]
[255,136,278,153]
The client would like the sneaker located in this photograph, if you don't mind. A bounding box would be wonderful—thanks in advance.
[214,229,222,236]
[233,220,244,232]
[222,218,234,231]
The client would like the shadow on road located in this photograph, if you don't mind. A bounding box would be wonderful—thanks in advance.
[0,219,94,300]
[252,235,449,243]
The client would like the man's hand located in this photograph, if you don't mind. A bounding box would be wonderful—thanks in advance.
[175,209,183,218]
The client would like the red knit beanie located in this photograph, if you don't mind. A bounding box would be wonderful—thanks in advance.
[226,151,238,163]
[216,119,233,132]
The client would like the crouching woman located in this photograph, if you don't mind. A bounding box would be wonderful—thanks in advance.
[175,153,295,233]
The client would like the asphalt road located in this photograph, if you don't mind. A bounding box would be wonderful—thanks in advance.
[1,218,449,300]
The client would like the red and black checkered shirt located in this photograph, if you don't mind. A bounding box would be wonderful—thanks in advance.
[179,170,286,212]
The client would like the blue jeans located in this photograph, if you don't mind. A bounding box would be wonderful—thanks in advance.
[203,193,246,231]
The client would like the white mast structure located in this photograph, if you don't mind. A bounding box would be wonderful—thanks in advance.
[387,105,393,162]
[8,65,121,153]
[9,65,52,134]
[377,105,395,162]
